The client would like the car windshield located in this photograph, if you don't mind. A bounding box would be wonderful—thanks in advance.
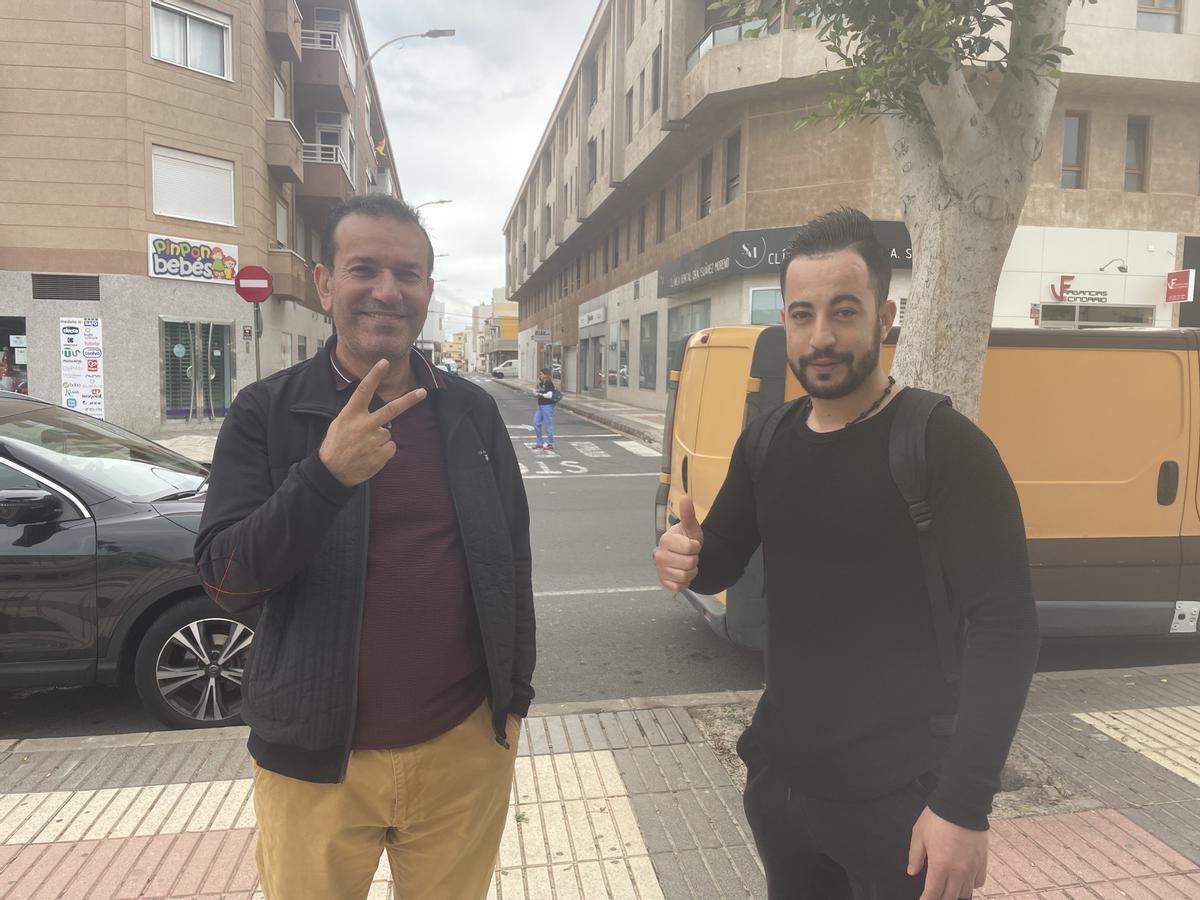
[0,406,208,503]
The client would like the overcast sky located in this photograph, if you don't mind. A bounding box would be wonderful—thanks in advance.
[359,0,596,338]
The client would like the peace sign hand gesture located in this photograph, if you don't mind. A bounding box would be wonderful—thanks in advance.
[318,359,427,488]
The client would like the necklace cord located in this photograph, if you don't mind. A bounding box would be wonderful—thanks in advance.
[845,376,897,427]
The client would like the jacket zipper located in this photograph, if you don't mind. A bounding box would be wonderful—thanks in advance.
[448,420,508,749]
[300,408,366,784]
[338,481,369,780]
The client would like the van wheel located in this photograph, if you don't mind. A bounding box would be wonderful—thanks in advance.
[134,596,255,730]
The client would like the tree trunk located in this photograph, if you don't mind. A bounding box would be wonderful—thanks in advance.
[885,0,1070,422]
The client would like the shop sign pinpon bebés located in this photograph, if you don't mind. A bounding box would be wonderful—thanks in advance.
[148,234,240,284]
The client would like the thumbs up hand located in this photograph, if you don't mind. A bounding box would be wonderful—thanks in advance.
[655,495,704,593]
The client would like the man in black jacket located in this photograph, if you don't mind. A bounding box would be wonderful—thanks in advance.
[654,209,1038,900]
[195,194,534,900]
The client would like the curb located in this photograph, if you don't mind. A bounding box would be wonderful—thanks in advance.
[0,690,762,755]
[490,376,664,451]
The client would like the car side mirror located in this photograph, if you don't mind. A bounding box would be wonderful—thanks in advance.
[0,489,62,526]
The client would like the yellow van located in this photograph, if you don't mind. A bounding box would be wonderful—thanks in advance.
[655,324,1200,650]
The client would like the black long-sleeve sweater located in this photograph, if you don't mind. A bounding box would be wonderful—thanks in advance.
[693,393,1039,830]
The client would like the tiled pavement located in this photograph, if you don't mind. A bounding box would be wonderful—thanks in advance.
[1,668,1200,898]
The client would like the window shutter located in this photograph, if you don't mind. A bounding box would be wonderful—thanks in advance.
[152,146,235,225]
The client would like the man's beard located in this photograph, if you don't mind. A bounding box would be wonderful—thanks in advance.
[788,324,883,400]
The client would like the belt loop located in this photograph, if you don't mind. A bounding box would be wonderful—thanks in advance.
[787,786,792,802]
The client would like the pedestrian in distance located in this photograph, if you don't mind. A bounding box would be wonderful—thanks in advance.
[195,193,535,900]
[533,367,560,450]
[653,208,1039,900]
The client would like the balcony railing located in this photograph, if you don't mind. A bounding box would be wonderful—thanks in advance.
[302,142,352,185]
[301,27,339,51]
[686,18,773,70]
[300,28,351,81]
[303,142,344,164]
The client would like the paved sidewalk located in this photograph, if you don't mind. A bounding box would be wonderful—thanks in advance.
[2,667,1200,898]
[486,375,666,451]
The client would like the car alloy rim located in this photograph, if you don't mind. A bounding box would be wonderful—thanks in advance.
[155,618,254,723]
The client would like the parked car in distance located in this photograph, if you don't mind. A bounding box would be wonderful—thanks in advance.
[491,359,519,378]
[0,391,254,729]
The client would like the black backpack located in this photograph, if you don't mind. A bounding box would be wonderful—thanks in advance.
[744,387,962,683]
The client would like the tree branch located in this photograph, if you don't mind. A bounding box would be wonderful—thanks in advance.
[883,114,944,233]
[917,66,985,156]
[993,0,1069,133]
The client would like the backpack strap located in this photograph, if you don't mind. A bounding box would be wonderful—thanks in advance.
[888,387,960,684]
[746,397,809,482]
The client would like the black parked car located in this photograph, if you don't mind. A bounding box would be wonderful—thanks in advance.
[0,391,253,729]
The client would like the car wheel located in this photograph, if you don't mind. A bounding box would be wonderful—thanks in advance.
[134,595,255,730]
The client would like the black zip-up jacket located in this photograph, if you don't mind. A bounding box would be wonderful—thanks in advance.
[194,343,534,783]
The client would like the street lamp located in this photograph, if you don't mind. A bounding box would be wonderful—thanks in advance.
[366,29,456,67]
[415,199,452,211]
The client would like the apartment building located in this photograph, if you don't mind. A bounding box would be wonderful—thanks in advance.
[0,0,400,436]
[481,294,519,374]
[504,0,1200,410]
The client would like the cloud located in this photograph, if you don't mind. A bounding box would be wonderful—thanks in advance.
[360,0,596,331]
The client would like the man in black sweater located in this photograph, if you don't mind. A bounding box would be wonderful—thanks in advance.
[654,208,1039,900]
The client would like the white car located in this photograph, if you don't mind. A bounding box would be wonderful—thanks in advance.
[491,359,519,378]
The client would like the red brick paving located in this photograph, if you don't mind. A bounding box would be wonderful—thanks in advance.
[0,813,1195,897]
[981,810,1200,898]
[0,829,257,899]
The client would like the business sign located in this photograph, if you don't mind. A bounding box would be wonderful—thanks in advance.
[148,234,239,284]
[60,317,104,419]
[1049,275,1108,303]
[1030,303,1041,325]
[533,328,552,342]
[1166,269,1196,304]
[578,308,606,328]
[658,221,913,297]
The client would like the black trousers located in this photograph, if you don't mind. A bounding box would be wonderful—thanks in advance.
[739,729,944,900]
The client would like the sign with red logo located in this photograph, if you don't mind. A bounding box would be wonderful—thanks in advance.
[1049,275,1074,301]
[1166,269,1196,304]
[1049,274,1108,303]
[234,266,273,303]
[1030,303,1041,325]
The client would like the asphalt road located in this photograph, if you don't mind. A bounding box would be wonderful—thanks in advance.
[2,376,1198,739]
[476,375,765,704]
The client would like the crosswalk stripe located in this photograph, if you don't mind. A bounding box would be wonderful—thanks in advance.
[569,441,610,458]
[612,440,659,458]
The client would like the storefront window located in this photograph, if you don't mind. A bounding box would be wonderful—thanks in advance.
[668,299,711,372]
[1040,304,1155,329]
[0,318,30,394]
[607,322,620,386]
[619,320,630,387]
[590,336,605,390]
[750,288,783,324]
[161,320,232,420]
[639,313,658,390]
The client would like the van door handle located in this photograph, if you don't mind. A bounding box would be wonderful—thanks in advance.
[1158,461,1179,506]
[682,455,690,493]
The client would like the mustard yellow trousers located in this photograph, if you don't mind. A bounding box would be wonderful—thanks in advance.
[252,702,520,900]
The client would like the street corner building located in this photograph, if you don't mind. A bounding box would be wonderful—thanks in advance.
[0,0,402,439]
[502,0,1200,414]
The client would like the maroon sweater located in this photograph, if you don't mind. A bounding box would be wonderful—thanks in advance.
[330,347,487,749]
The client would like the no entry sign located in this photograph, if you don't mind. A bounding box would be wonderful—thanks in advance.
[234,265,273,303]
